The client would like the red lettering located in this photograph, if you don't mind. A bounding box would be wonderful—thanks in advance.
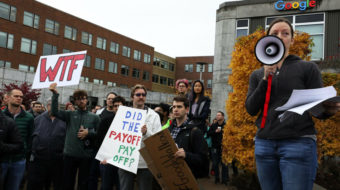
[59,56,74,81]
[67,54,85,81]
[109,131,116,138]
[114,132,122,141]
[136,136,141,146]
[122,133,129,142]
[285,2,292,9]
[309,0,316,7]
[39,57,63,82]
[127,135,132,143]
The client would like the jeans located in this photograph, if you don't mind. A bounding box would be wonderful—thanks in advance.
[255,137,317,190]
[1,159,26,190]
[62,155,91,190]
[99,164,120,190]
[88,159,100,190]
[211,148,229,182]
[118,168,153,190]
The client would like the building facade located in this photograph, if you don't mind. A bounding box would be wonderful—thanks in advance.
[152,52,176,94]
[213,0,340,119]
[175,56,214,94]
[0,0,154,91]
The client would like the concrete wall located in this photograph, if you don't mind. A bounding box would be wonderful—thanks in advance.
[0,67,174,106]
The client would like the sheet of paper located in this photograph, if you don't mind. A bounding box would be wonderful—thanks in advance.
[276,86,340,120]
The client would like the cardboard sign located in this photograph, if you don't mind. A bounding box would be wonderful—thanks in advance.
[96,106,146,174]
[140,130,199,190]
[32,51,87,89]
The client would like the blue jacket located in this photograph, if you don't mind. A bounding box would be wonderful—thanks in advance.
[32,111,66,160]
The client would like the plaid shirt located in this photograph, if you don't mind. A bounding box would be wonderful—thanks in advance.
[170,118,190,140]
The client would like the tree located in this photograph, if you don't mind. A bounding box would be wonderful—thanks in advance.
[1,82,41,109]
[222,28,340,171]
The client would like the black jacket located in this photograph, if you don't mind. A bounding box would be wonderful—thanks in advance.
[188,96,211,132]
[95,114,115,151]
[207,120,226,149]
[245,55,323,139]
[32,111,66,160]
[168,120,206,178]
[0,111,23,161]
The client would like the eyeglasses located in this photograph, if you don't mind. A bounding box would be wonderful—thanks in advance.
[134,93,146,97]
[113,104,120,108]
[178,85,186,88]
[75,97,87,101]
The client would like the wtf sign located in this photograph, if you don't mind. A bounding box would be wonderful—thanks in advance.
[32,51,86,89]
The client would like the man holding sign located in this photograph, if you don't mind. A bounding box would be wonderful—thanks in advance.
[118,84,162,190]
[49,83,100,190]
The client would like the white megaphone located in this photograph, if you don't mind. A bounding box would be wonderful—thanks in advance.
[255,35,286,65]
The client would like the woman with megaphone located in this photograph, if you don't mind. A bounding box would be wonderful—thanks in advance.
[245,18,340,190]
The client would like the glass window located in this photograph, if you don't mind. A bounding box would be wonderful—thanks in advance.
[266,16,293,26]
[160,76,167,85]
[0,60,11,68]
[45,19,59,35]
[208,64,213,72]
[160,61,169,69]
[122,46,130,57]
[153,58,160,66]
[121,65,129,76]
[143,54,151,64]
[266,13,325,60]
[107,81,116,87]
[196,64,205,72]
[132,68,140,78]
[20,37,37,54]
[0,2,16,22]
[143,71,149,81]
[168,78,174,86]
[43,43,57,55]
[96,37,106,50]
[95,58,105,71]
[185,64,193,72]
[84,55,91,67]
[18,64,34,72]
[133,50,141,61]
[236,19,249,38]
[110,42,119,54]
[62,49,71,53]
[169,63,175,71]
[64,26,77,40]
[81,32,92,45]
[0,31,13,49]
[207,79,212,88]
[80,76,89,82]
[23,11,39,29]
[93,79,103,85]
[109,61,117,73]
[152,74,159,83]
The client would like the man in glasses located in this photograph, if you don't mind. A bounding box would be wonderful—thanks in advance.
[118,84,162,190]
[2,89,34,190]
[49,83,100,190]
[97,96,126,190]
[96,92,117,119]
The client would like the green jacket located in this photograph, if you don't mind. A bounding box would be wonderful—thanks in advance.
[2,107,34,162]
[52,92,100,158]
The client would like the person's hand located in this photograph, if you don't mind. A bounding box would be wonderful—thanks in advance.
[175,148,186,159]
[215,127,222,133]
[263,65,278,80]
[78,126,88,140]
[323,102,340,116]
[49,83,58,94]
[141,125,147,135]
[100,160,108,165]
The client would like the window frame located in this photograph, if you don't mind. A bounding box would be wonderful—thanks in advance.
[45,19,59,35]
[95,58,105,71]
[0,31,14,49]
[20,37,37,55]
[23,11,39,29]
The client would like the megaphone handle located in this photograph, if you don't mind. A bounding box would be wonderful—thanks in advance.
[260,74,273,128]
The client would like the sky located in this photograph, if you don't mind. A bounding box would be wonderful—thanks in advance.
[36,0,238,57]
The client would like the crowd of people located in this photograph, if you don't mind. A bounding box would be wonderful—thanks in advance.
[0,77,234,190]
[2,18,340,190]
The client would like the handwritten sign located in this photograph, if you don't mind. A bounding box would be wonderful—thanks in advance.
[140,130,199,190]
[96,106,146,174]
[32,51,87,89]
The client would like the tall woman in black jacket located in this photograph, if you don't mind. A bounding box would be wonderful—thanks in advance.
[246,18,340,190]
[188,80,210,133]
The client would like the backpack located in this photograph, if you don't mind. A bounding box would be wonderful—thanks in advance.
[189,127,210,178]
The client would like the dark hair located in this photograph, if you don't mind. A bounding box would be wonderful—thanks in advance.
[32,101,42,107]
[173,96,189,108]
[112,96,126,105]
[106,92,117,98]
[189,80,205,103]
[73,89,88,99]
[130,84,147,98]
[159,102,170,116]
[267,17,294,38]
[217,111,225,116]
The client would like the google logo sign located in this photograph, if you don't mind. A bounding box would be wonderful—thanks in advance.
[275,0,316,11]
